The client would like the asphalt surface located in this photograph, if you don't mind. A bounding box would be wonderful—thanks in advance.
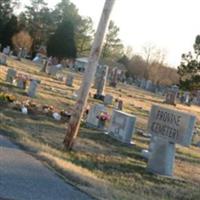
[0,135,92,200]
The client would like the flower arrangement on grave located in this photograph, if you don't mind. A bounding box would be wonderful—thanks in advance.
[96,111,111,129]
[60,110,71,119]
[96,111,111,121]
[42,104,54,116]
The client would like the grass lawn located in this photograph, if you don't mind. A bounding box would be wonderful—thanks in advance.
[0,56,200,200]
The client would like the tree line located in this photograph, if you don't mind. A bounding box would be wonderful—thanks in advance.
[119,46,180,87]
[1,0,198,90]
[0,0,124,63]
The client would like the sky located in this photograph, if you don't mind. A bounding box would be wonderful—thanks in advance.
[20,0,200,67]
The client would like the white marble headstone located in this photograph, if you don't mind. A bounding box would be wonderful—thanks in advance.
[86,104,107,127]
[108,110,136,144]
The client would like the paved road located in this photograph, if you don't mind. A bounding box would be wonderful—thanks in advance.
[0,135,92,200]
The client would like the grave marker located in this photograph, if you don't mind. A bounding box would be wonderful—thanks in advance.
[117,100,123,111]
[95,65,109,96]
[197,90,200,106]
[104,94,113,105]
[47,65,60,76]
[140,79,146,89]
[17,78,26,89]
[108,110,136,144]
[6,69,17,84]
[3,46,10,55]
[145,80,153,91]
[165,85,179,105]
[28,79,40,97]
[146,105,196,176]
[183,91,190,105]
[0,54,7,65]
[66,74,74,87]
[86,104,107,128]
[109,67,119,87]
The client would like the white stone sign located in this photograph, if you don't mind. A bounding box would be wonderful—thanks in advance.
[148,105,196,146]
[86,104,107,127]
[108,110,136,144]
[146,105,196,176]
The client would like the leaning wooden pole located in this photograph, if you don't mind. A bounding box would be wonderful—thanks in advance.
[64,0,116,150]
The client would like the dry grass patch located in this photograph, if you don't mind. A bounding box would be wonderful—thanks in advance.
[0,57,200,199]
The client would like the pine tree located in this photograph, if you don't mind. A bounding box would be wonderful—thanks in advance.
[47,20,77,61]
[102,20,124,62]
[178,35,200,90]
[0,0,19,47]
[1,15,18,48]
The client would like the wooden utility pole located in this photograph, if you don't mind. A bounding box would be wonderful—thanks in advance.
[63,0,116,150]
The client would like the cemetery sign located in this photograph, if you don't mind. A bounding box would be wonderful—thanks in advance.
[148,105,196,146]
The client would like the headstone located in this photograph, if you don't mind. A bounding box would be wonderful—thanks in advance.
[17,48,22,60]
[66,74,74,87]
[17,78,26,89]
[147,137,175,176]
[165,85,179,105]
[3,46,10,55]
[146,105,196,176]
[109,67,119,87]
[192,97,198,105]
[108,110,136,144]
[0,54,7,65]
[183,91,190,104]
[119,71,126,83]
[195,90,200,106]
[33,54,42,64]
[6,69,17,84]
[86,104,107,128]
[28,79,40,97]
[95,65,109,96]
[94,65,101,89]
[47,65,60,76]
[127,77,133,85]
[145,80,153,91]
[117,100,123,111]
[104,94,113,105]
[140,79,146,89]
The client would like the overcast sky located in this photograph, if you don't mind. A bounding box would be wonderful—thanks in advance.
[20,0,200,67]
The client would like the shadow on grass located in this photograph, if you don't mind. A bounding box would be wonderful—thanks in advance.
[77,128,147,160]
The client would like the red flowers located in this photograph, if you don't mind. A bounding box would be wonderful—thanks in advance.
[96,112,111,121]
